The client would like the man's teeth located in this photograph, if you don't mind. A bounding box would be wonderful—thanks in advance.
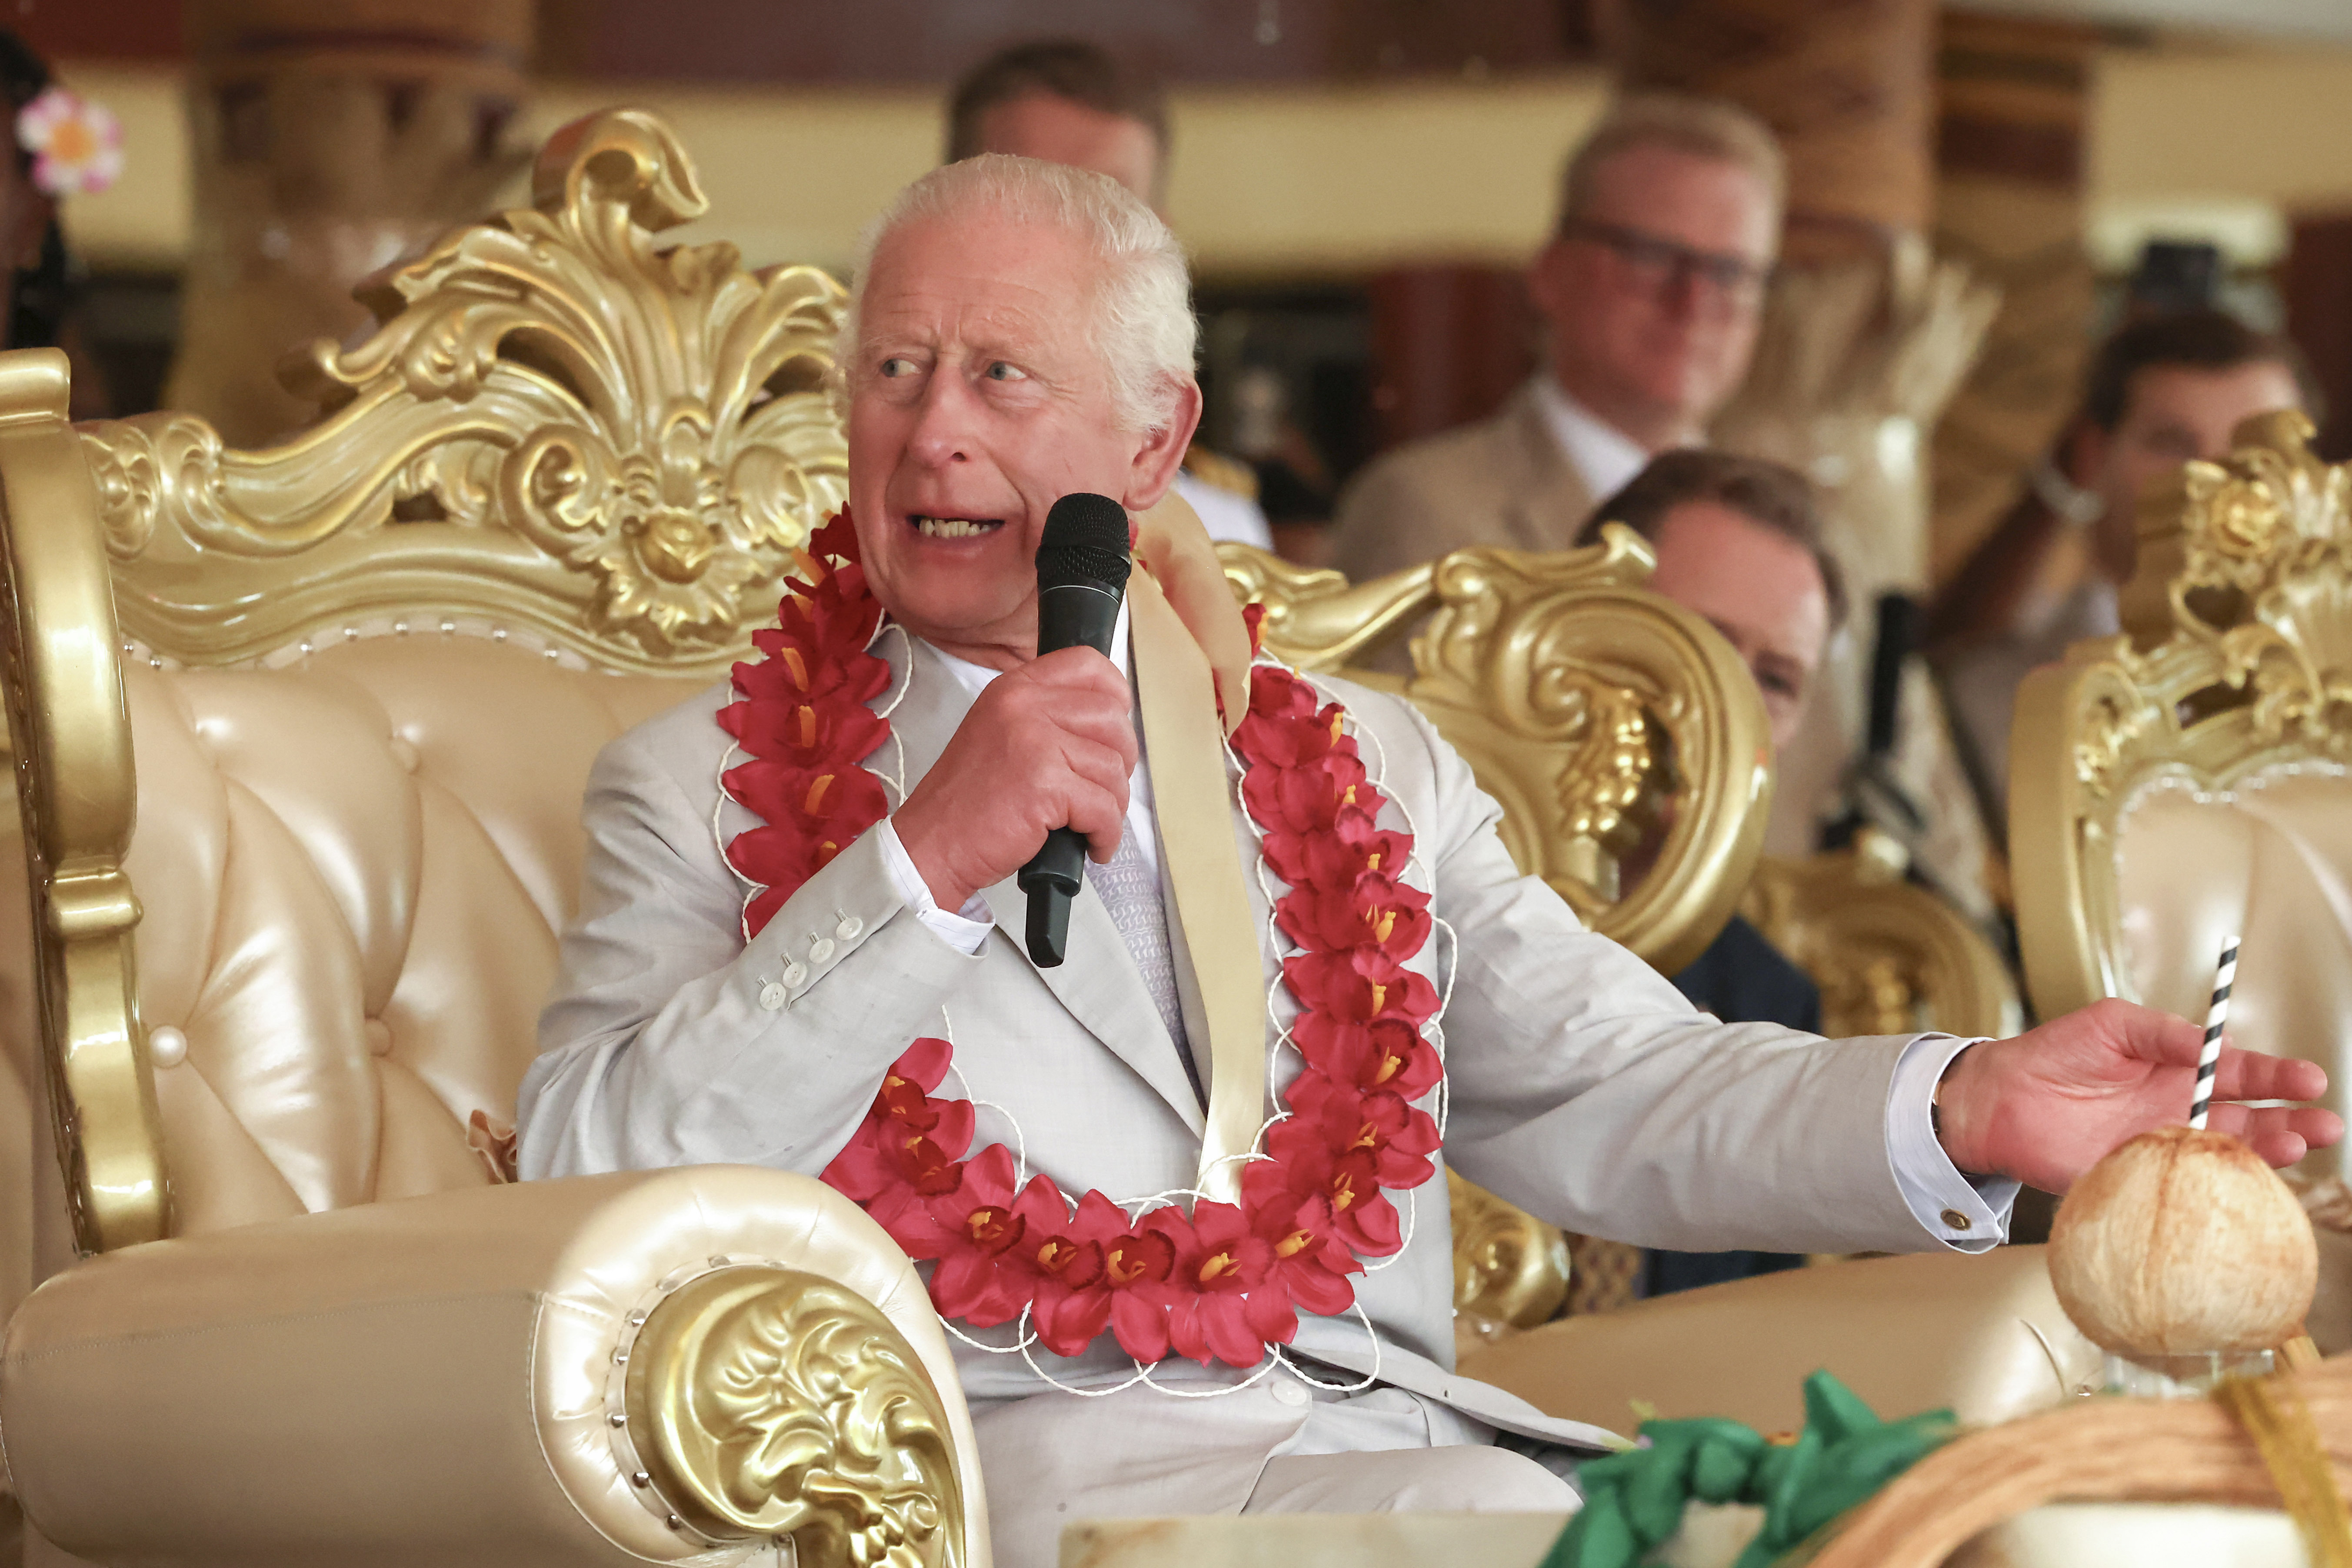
[914,516,1003,539]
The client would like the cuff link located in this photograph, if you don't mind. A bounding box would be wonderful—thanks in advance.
[1940,1208,1973,1232]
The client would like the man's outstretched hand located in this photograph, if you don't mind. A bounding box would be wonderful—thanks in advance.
[1935,999,2343,1193]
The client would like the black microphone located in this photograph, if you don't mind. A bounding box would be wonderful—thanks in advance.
[1017,493,1133,967]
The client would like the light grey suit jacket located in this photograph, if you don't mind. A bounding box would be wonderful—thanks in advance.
[1328,380,1596,586]
[518,628,1947,1448]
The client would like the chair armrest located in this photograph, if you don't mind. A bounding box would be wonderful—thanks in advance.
[1459,1246,2097,1434]
[0,1166,987,1568]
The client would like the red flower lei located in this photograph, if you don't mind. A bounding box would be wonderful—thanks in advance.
[719,513,1444,1368]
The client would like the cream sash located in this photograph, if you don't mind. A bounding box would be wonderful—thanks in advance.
[1129,567,1266,1205]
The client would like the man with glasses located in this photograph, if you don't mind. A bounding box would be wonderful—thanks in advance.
[1331,95,1781,583]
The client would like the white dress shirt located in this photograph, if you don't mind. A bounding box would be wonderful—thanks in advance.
[1531,373,1657,504]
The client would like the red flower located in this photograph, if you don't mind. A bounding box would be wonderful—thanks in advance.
[1273,874,1432,959]
[1251,1125,1404,1258]
[1281,950,1439,1026]
[1241,752,1370,838]
[1261,806,1415,892]
[925,1144,1033,1327]
[1251,1192,1361,1316]
[1294,1015,1442,1101]
[1146,1202,1293,1365]
[1281,1081,1441,1190]
[1036,1192,1182,1361]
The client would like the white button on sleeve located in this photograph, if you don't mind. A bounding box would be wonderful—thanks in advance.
[876,816,992,957]
[810,938,836,964]
[757,982,786,1012]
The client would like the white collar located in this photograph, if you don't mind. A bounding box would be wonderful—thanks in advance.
[1530,373,1657,503]
[925,598,1135,698]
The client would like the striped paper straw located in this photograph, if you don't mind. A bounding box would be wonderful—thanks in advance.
[2189,935,2239,1131]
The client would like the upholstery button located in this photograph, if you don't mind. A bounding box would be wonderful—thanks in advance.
[1941,1208,1972,1232]
[782,960,808,988]
[836,915,863,940]
[810,938,835,964]
[388,737,421,773]
[758,982,787,1012]
[1271,1380,1310,1408]
[147,1025,188,1069]
[363,1019,395,1058]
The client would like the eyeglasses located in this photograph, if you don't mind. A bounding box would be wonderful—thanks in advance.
[1559,218,1774,303]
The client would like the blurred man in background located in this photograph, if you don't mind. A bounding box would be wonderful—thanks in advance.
[1930,310,2311,816]
[946,39,1274,551]
[1570,450,1842,1304]
[1330,96,1781,583]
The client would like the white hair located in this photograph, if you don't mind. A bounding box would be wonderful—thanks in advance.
[837,155,1198,434]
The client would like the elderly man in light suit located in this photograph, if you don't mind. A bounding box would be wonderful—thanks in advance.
[518,156,2335,1568]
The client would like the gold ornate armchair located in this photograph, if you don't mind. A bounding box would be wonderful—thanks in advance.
[0,113,983,1568]
[2011,412,2352,1179]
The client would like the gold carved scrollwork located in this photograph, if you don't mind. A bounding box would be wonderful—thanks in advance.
[1449,1169,1570,1350]
[0,351,167,1255]
[2013,411,2352,1023]
[77,109,847,674]
[625,1266,965,1568]
[1223,527,1772,975]
[1743,829,2021,1041]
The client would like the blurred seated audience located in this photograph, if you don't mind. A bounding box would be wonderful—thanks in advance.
[1572,449,1845,1299]
[1929,310,2312,817]
[1329,95,1781,583]
[945,39,1273,551]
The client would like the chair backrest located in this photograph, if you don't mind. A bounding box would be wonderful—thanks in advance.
[8,110,846,1255]
[1744,830,2022,1041]
[2011,411,2352,1174]
[1223,535,1773,975]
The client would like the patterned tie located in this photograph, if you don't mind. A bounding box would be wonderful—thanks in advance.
[1086,829,1206,1105]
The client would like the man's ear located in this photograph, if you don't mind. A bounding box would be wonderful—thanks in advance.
[1121,379,1205,513]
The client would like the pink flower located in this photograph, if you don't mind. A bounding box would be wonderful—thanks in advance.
[17,87,121,198]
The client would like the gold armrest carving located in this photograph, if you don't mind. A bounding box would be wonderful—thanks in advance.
[1225,528,1773,975]
[626,1265,966,1566]
[78,108,848,676]
[2012,410,2352,1021]
[0,350,165,1255]
[1449,1170,1570,1335]
[1745,830,2022,1040]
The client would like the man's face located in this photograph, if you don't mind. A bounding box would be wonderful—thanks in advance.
[2077,359,2304,582]
[1529,144,1776,443]
[845,210,1195,662]
[1643,500,1831,754]
[971,92,1163,210]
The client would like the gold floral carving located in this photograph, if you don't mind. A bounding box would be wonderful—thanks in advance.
[1743,829,2021,1041]
[2012,410,2352,1023]
[1449,1170,1570,1348]
[1223,526,1773,976]
[626,1266,965,1567]
[0,351,167,1255]
[77,109,848,674]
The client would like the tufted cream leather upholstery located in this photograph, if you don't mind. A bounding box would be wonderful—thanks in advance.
[2110,768,2352,1170]
[123,644,696,1232]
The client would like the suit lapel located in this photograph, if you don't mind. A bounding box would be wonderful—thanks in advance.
[878,629,1209,1137]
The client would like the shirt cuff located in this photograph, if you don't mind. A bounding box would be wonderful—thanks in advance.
[876,816,995,956]
[1887,1034,2018,1253]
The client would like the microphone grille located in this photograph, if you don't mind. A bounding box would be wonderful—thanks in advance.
[1036,493,1133,592]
